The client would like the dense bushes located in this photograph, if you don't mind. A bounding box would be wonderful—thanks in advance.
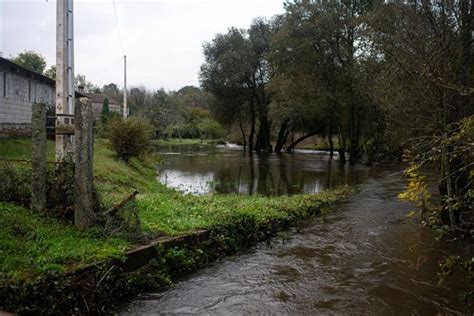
[0,164,31,205]
[106,117,152,162]
[0,162,76,219]
[197,118,225,139]
[164,108,225,140]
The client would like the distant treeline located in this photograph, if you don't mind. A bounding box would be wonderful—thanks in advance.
[93,84,225,140]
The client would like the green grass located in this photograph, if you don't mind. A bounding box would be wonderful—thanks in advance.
[138,187,351,236]
[0,137,55,161]
[0,202,129,281]
[0,137,352,283]
[93,139,163,205]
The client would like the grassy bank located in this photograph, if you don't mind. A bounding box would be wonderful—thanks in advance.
[0,137,353,313]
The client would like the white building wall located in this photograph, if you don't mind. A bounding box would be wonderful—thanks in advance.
[0,69,54,134]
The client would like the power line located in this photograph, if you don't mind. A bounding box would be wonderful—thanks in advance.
[112,0,124,54]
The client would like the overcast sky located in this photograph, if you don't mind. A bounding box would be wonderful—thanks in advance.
[0,0,285,91]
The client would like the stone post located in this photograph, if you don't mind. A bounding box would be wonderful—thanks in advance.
[74,97,95,228]
[31,103,47,212]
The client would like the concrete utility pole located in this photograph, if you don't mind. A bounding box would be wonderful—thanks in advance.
[123,54,128,118]
[56,0,75,161]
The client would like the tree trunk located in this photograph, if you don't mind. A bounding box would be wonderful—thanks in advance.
[253,88,272,152]
[442,145,456,229]
[248,99,256,155]
[328,131,334,159]
[337,129,347,165]
[442,90,457,230]
[274,119,290,153]
[255,116,272,152]
[238,107,247,151]
[286,129,321,153]
[248,155,255,194]
[348,101,361,164]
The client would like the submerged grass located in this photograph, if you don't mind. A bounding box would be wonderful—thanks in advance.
[0,137,352,284]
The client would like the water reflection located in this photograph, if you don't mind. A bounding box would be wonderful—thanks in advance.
[156,144,371,195]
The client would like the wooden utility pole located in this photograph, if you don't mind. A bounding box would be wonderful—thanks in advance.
[56,0,75,161]
[123,54,128,118]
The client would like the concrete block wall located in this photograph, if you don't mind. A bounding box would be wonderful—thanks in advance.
[0,68,54,134]
[91,102,103,120]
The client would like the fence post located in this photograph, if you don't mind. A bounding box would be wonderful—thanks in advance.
[74,97,95,228]
[31,103,47,211]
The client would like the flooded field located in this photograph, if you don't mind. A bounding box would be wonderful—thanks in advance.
[156,143,371,195]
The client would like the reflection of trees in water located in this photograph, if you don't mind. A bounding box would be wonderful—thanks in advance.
[298,170,306,192]
[158,146,371,195]
[277,154,292,195]
[248,155,255,195]
[209,153,349,195]
[213,165,238,194]
[268,162,276,195]
[326,159,333,189]
[256,155,270,195]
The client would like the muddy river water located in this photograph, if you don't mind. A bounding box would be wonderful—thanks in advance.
[122,145,473,314]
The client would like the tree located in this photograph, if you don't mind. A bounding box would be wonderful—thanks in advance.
[44,65,56,79]
[75,74,97,93]
[268,0,381,162]
[200,19,275,153]
[367,0,474,228]
[101,97,110,125]
[174,86,210,109]
[102,83,122,102]
[11,51,47,74]
[200,27,256,152]
[248,18,274,152]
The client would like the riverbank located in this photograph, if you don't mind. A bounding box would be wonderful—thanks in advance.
[0,137,353,314]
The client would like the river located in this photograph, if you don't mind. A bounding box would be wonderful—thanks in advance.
[122,145,473,314]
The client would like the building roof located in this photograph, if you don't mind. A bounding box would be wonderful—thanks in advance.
[0,57,55,86]
[0,57,89,99]
[82,93,120,105]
